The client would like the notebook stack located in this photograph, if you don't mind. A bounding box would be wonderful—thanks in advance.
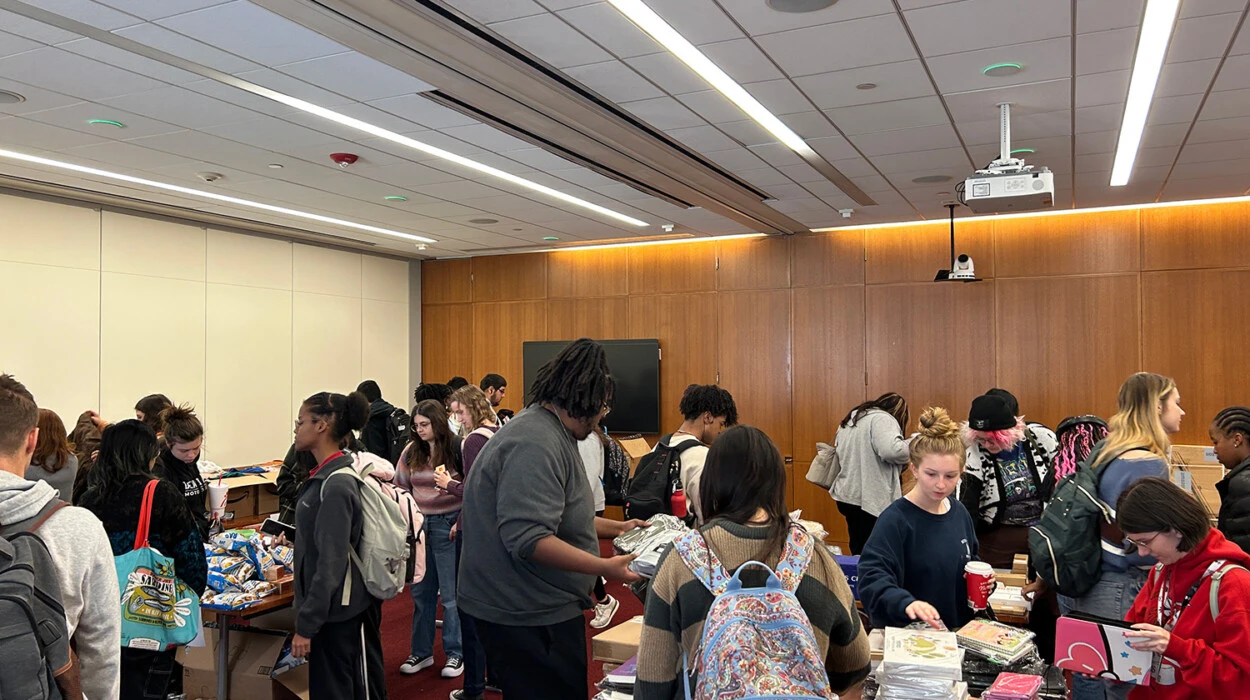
[982,672,1043,700]
[593,655,636,700]
[956,619,1037,665]
[875,627,967,700]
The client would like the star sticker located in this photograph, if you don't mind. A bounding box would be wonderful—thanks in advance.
[1125,640,1135,647]
[1121,651,1130,658]
[1130,665,1143,677]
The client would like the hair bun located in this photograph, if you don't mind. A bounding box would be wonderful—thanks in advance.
[343,391,370,432]
[160,404,196,423]
[918,406,959,439]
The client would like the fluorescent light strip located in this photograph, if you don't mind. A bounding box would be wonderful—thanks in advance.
[543,232,766,252]
[232,85,647,228]
[0,148,437,243]
[1110,0,1180,187]
[607,0,813,156]
[810,193,1250,233]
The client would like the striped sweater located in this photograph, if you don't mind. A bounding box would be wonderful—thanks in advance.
[636,520,871,700]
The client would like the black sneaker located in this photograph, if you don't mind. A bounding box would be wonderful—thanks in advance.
[400,655,433,675]
[441,656,465,678]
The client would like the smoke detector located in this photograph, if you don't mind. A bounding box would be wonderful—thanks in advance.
[196,171,224,183]
[330,152,359,169]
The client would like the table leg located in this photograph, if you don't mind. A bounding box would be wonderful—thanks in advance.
[218,617,231,700]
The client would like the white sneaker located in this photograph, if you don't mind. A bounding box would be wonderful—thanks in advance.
[442,656,465,678]
[400,655,434,675]
[590,594,620,629]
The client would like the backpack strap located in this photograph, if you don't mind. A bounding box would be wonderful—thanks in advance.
[135,479,160,550]
[672,530,733,596]
[320,469,365,606]
[1209,563,1249,621]
[0,499,69,537]
[772,524,815,593]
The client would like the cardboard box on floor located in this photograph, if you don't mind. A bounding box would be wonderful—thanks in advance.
[181,627,307,700]
[593,615,644,663]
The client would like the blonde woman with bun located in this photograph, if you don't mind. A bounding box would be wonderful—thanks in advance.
[859,407,985,630]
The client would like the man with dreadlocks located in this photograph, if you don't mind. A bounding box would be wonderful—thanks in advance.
[1213,406,1250,552]
[457,338,646,700]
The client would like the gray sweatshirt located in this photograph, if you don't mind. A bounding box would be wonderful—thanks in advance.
[458,406,599,626]
[25,453,78,503]
[831,409,911,517]
[0,470,121,700]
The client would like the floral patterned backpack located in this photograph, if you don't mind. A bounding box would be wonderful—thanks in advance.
[116,479,200,650]
[672,524,834,700]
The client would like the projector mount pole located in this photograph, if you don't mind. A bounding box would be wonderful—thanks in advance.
[999,101,1012,163]
[947,203,956,269]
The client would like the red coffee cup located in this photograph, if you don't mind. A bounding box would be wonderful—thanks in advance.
[965,561,998,610]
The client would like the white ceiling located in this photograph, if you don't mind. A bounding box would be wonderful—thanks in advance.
[0,0,1248,257]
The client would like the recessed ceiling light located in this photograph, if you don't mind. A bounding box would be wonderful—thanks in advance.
[912,175,952,184]
[86,119,125,128]
[0,148,436,243]
[267,163,284,169]
[1011,148,1035,155]
[543,236,560,241]
[513,228,524,231]
[384,195,408,201]
[1112,0,1181,186]
[855,83,877,90]
[936,191,951,196]
[469,218,499,224]
[0,90,25,105]
[416,244,428,251]
[765,0,838,11]
[982,63,1023,77]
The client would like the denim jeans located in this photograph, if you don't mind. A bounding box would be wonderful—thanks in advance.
[411,511,463,659]
[1057,567,1149,700]
[455,537,487,695]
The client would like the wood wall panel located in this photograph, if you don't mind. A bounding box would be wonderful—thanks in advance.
[792,286,866,463]
[996,275,1141,430]
[1143,269,1250,444]
[1143,201,1250,271]
[866,220,994,284]
[791,229,866,288]
[546,298,630,342]
[471,253,547,302]
[718,290,792,457]
[421,258,471,304]
[547,248,629,298]
[421,303,473,385]
[995,210,1140,277]
[627,241,716,294]
[717,236,790,290]
[791,461,851,554]
[866,281,996,423]
[472,301,546,412]
[628,294,719,433]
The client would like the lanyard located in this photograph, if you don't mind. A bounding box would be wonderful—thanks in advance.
[1157,559,1224,631]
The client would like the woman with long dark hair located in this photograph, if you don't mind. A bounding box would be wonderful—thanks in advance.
[26,408,77,501]
[78,419,205,698]
[830,392,910,554]
[396,399,465,679]
[636,425,870,699]
[288,390,385,700]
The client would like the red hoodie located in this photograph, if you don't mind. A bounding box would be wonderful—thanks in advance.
[1125,528,1250,699]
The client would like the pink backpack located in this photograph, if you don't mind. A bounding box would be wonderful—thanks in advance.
[672,524,833,700]
[352,451,426,585]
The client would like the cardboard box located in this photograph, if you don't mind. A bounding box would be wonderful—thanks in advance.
[181,627,290,700]
[617,437,652,477]
[271,664,308,700]
[834,554,859,600]
[593,615,644,663]
[223,487,257,523]
[1012,554,1029,575]
[257,485,281,516]
[1172,444,1220,466]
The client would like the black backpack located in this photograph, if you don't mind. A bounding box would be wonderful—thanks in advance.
[384,407,411,465]
[603,436,632,507]
[625,435,699,521]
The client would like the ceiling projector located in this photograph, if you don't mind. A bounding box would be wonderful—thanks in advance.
[961,103,1055,214]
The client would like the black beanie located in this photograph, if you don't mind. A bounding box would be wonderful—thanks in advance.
[968,394,1015,431]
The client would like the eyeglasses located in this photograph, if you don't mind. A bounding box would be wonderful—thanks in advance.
[601,404,612,417]
[1125,533,1161,549]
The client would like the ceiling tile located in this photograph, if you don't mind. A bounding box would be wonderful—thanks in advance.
[764,181,818,199]
[1144,93,1204,125]
[227,69,357,109]
[1168,12,1243,63]
[906,0,1071,56]
[663,124,739,152]
[564,60,665,102]
[555,2,664,58]
[795,60,935,110]
[414,180,508,201]
[368,161,467,187]
[777,111,841,139]
[57,37,201,85]
[436,124,534,152]
[201,116,343,153]
[748,142,806,167]
[699,39,785,84]
[1233,19,1250,55]
[1199,87,1250,121]
[0,9,79,44]
[366,94,480,130]
[1177,137,1250,163]
[1075,103,1125,133]
[503,147,579,170]
[774,162,826,184]
[717,117,778,145]
[95,86,245,130]
[0,47,165,101]
[1213,54,1250,90]
[849,123,963,155]
[806,134,860,160]
[1170,157,1250,180]
[21,101,184,140]
[737,166,791,187]
[112,22,259,73]
[1159,58,1222,95]
[157,1,348,65]
[1180,0,1249,18]
[625,51,710,94]
[95,0,229,21]
[653,0,745,45]
[618,96,705,130]
[943,79,1071,123]
[825,95,950,135]
[1163,175,1250,199]
[488,13,613,68]
[1,116,113,150]
[280,102,429,141]
[33,0,140,31]
[755,14,916,78]
[676,89,748,124]
[0,30,43,59]
[926,38,1071,94]
[717,0,894,36]
[442,0,546,23]
[276,52,435,102]
[0,78,83,115]
[742,79,812,114]
[959,109,1071,145]
[872,146,971,174]
[1076,0,1144,33]
[62,142,215,174]
[1076,27,1138,75]
[1141,122,1191,148]
[125,129,285,171]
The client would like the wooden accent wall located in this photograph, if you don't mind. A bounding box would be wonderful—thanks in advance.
[422,201,1250,553]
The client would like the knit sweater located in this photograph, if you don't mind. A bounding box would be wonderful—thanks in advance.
[396,441,463,515]
[0,471,121,700]
[636,520,871,700]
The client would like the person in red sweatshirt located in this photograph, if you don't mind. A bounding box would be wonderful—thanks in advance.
[1117,477,1250,699]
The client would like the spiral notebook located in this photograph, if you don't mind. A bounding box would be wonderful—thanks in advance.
[1055,613,1152,686]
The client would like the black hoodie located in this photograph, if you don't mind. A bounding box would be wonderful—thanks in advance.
[1217,455,1250,553]
[361,399,397,459]
[154,448,209,540]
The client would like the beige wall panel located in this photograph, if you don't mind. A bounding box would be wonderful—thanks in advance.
[0,261,100,421]
[205,283,293,467]
[362,298,410,408]
[100,272,206,422]
[206,229,293,290]
[0,192,100,270]
[292,292,363,414]
[362,255,409,303]
[102,211,206,281]
[293,244,362,296]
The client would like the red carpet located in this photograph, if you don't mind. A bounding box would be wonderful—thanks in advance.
[379,541,645,699]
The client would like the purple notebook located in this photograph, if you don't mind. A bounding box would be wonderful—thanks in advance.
[606,655,638,685]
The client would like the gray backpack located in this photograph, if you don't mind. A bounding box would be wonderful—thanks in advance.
[322,464,411,602]
[0,501,73,700]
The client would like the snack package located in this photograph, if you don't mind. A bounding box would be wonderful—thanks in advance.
[203,590,261,609]
[270,544,294,571]
[241,580,279,598]
[206,555,248,574]
[203,543,229,556]
[211,529,259,552]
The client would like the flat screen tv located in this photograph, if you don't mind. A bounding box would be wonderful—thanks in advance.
[523,339,660,434]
